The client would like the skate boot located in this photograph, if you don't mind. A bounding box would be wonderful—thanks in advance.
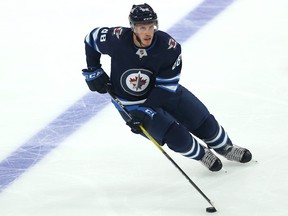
[200,148,222,172]
[216,144,252,163]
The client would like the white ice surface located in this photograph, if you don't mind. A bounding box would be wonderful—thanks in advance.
[0,0,288,215]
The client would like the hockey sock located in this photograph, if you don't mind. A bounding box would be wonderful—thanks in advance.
[192,115,232,153]
[203,124,232,153]
[163,122,204,160]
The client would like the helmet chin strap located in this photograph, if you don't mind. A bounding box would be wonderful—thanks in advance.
[133,32,144,48]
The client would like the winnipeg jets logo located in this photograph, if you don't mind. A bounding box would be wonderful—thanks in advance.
[113,27,123,39]
[120,69,153,96]
[136,49,147,58]
[139,7,150,12]
[129,71,147,91]
[168,38,177,49]
[131,7,149,13]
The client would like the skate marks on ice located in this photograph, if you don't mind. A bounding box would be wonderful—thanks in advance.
[0,0,236,192]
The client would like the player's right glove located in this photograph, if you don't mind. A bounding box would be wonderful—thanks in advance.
[126,106,157,134]
[126,115,143,134]
[82,67,109,94]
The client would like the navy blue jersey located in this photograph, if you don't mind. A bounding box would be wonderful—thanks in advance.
[83,25,243,167]
[84,27,182,107]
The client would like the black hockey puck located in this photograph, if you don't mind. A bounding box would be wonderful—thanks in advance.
[206,207,217,213]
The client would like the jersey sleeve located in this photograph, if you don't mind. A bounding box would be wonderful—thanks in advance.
[145,41,182,108]
[84,27,113,69]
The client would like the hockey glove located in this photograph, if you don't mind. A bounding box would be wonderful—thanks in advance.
[126,116,143,134]
[126,106,157,134]
[82,67,109,94]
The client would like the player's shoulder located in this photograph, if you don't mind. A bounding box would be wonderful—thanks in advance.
[155,30,181,51]
[111,27,131,36]
[87,26,131,40]
[99,26,132,40]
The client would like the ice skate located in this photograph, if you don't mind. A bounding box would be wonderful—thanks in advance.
[200,148,222,172]
[216,144,252,163]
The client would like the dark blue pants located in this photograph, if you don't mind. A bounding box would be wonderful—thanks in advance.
[116,85,230,160]
[137,85,211,143]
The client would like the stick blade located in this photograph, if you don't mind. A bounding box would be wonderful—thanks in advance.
[206,207,217,213]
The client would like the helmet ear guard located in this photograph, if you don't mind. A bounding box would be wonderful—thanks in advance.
[129,3,158,32]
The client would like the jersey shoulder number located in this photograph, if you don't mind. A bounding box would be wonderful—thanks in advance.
[98,28,109,42]
[99,27,125,43]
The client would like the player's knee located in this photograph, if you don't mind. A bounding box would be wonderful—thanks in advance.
[192,114,219,140]
[163,122,193,152]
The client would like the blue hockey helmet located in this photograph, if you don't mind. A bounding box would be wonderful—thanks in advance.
[129,3,158,31]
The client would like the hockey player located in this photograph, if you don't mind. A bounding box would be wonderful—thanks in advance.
[82,3,252,171]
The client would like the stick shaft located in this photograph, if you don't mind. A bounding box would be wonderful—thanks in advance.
[105,85,215,208]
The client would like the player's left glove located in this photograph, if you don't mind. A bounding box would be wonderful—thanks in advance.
[82,67,109,94]
[126,106,157,134]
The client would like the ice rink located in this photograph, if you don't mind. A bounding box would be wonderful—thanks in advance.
[0,0,288,215]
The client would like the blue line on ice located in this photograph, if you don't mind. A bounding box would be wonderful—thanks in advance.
[0,0,235,192]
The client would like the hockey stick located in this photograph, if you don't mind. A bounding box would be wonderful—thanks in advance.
[105,85,217,212]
